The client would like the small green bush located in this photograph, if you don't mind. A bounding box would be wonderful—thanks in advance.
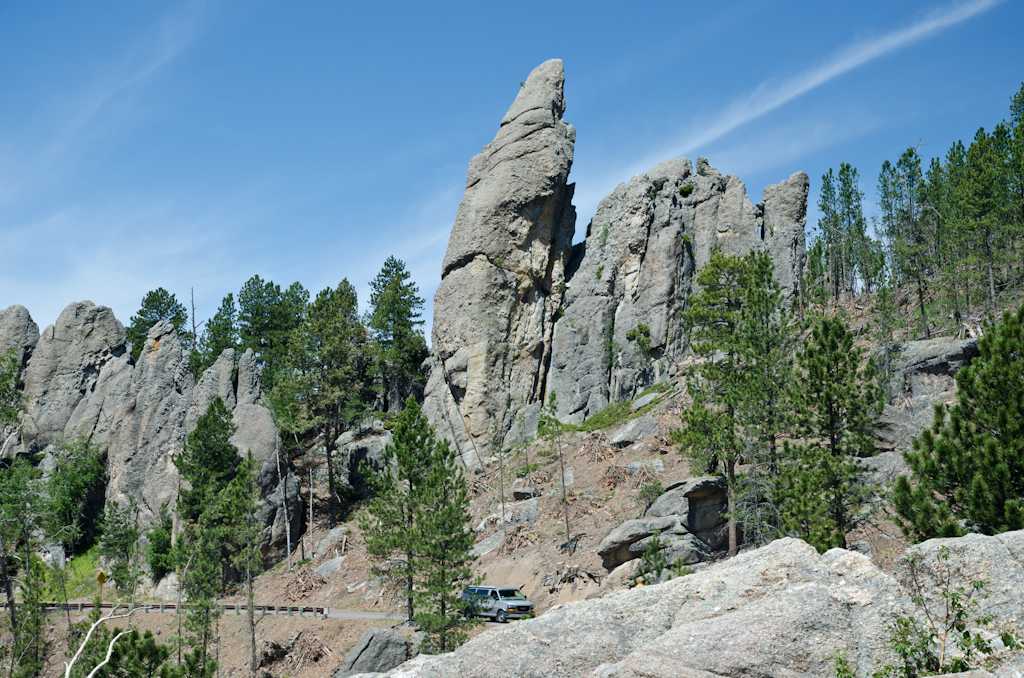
[678,184,694,197]
[596,265,605,280]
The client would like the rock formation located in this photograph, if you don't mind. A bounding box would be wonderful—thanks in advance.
[422,60,809,457]
[422,58,576,467]
[354,530,1024,677]
[546,159,808,423]
[0,304,39,369]
[4,302,301,559]
[598,477,728,570]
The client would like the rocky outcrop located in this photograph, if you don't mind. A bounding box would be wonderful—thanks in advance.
[423,60,810,454]
[598,477,727,569]
[423,58,576,466]
[875,338,978,454]
[546,160,809,422]
[363,530,1024,678]
[333,424,394,498]
[8,303,300,560]
[20,301,128,452]
[0,304,40,369]
[336,627,409,678]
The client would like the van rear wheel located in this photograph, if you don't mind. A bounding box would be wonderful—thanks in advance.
[496,609,507,624]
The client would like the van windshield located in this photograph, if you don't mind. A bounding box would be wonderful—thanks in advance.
[499,589,525,600]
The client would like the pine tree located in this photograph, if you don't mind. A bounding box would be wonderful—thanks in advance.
[413,437,476,653]
[271,279,369,525]
[98,498,142,596]
[127,288,191,362]
[784,315,883,551]
[237,276,308,390]
[192,293,238,375]
[893,304,1024,541]
[368,256,427,411]
[218,452,262,677]
[47,434,105,553]
[174,397,239,524]
[359,396,434,622]
[672,249,797,554]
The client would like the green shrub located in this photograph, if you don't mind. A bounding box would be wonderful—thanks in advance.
[678,184,694,197]
[145,503,175,581]
[635,479,664,513]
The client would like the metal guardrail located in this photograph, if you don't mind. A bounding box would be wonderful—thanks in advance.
[1,602,330,618]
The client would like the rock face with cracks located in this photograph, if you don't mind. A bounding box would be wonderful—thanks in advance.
[423,58,576,467]
[422,60,810,461]
[353,530,1024,678]
[546,159,809,423]
[6,303,301,559]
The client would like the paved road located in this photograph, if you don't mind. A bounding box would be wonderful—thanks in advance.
[12,602,402,621]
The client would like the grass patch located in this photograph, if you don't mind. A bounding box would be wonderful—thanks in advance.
[575,401,633,432]
[638,382,672,397]
[516,463,540,477]
[45,544,102,602]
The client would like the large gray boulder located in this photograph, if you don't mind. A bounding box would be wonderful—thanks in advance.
[363,531,1024,678]
[20,301,128,452]
[0,304,39,369]
[546,161,809,422]
[424,59,576,467]
[598,477,727,569]
[335,627,408,678]
[875,338,978,454]
[335,424,393,498]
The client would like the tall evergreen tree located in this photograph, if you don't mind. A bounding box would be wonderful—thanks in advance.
[783,316,883,551]
[413,436,476,653]
[893,305,1024,541]
[237,276,307,390]
[174,397,239,524]
[271,279,369,526]
[367,256,427,411]
[673,249,798,553]
[127,288,191,362]
[47,434,105,553]
[359,396,434,622]
[98,498,142,596]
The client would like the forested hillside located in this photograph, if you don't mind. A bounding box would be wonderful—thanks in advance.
[2,67,1024,678]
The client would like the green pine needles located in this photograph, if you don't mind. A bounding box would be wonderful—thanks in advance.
[360,396,477,652]
[894,304,1024,540]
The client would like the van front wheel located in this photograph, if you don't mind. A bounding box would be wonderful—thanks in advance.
[496,610,507,624]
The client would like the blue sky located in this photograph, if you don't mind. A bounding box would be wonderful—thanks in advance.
[2,0,1022,340]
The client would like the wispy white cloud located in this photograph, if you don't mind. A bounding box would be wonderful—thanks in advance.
[0,1,214,208]
[572,0,1002,225]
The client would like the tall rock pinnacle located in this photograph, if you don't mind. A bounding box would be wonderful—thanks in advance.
[423,59,577,466]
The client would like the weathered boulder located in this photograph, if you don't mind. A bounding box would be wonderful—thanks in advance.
[21,301,128,452]
[599,477,727,569]
[546,160,809,422]
[317,526,350,555]
[424,59,576,466]
[334,424,393,498]
[597,516,679,569]
[607,417,657,447]
[315,555,347,579]
[335,627,408,678]
[0,304,39,369]
[368,531,1024,677]
[875,338,978,453]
